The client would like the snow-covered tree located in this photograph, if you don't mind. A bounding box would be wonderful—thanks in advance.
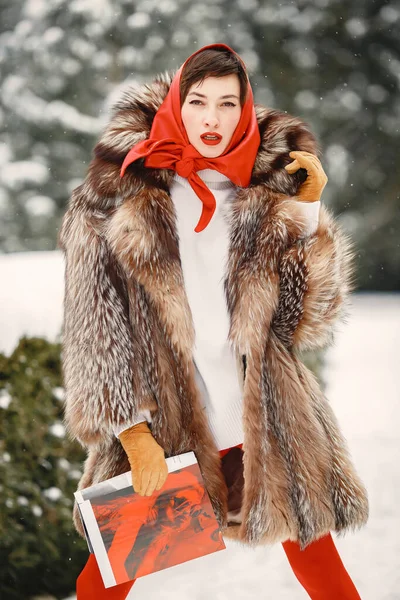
[0,0,399,291]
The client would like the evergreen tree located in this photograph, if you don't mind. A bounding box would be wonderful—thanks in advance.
[251,0,400,290]
[0,337,87,599]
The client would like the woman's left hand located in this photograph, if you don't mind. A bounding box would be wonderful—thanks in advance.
[284,150,328,202]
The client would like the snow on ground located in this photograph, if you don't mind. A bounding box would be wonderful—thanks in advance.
[0,251,64,355]
[1,252,399,599]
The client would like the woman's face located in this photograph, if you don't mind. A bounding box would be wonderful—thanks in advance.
[181,74,242,158]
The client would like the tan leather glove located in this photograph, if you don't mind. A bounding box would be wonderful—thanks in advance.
[284,150,328,202]
[118,422,169,496]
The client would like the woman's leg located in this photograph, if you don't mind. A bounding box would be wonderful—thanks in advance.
[281,532,361,600]
[76,553,136,600]
[219,442,243,458]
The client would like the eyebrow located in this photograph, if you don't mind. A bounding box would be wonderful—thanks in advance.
[187,92,240,100]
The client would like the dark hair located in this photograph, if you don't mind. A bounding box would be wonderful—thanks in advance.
[180,48,248,107]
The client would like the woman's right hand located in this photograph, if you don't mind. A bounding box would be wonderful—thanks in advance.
[118,422,169,496]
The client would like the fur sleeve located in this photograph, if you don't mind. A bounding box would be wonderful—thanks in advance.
[271,204,356,352]
[57,190,158,448]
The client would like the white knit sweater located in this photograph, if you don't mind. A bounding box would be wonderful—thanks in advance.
[113,169,320,450]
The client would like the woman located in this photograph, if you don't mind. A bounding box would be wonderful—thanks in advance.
[58,43,369,599]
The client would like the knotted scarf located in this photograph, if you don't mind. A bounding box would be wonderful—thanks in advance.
[120,43,261,232]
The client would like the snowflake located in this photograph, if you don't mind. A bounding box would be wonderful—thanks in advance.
[43,487,62,502]
[49,422,66,438]
[58,458,71,471]
[32,505,43,517]
[52,387,65,402]
[127,12,151,29]
[0,390,12,409]
[68,469,82,480]
[25,195,56,218]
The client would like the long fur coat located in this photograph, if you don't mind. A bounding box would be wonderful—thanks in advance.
[58,70,369,550]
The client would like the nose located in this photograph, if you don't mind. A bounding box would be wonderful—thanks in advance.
[203,109,219,129]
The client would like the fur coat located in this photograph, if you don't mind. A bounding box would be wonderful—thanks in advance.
[57,71,369,550]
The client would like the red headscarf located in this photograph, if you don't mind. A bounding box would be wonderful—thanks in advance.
[120,43,261,233]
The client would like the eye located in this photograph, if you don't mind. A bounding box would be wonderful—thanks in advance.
[222,102,237,107]
[189,100,203,105]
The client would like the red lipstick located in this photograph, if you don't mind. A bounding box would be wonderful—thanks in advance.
[200,132,222,146]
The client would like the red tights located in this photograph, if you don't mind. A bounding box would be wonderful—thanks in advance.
[77,444,361,600]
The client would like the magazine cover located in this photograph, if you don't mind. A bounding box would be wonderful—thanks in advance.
[74,452,226,588]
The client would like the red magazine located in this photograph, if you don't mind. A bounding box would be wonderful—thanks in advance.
[74,452,226,588]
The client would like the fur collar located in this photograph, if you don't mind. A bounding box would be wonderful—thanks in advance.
[92,69,321,205]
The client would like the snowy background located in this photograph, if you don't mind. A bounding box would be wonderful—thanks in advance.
[1,0,399,596]
[1,0,399,290]
[1,252,399,599]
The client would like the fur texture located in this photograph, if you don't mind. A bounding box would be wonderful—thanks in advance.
[58,70,368,550]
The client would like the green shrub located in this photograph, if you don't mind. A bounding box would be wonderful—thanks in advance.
[0,337,87,600]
